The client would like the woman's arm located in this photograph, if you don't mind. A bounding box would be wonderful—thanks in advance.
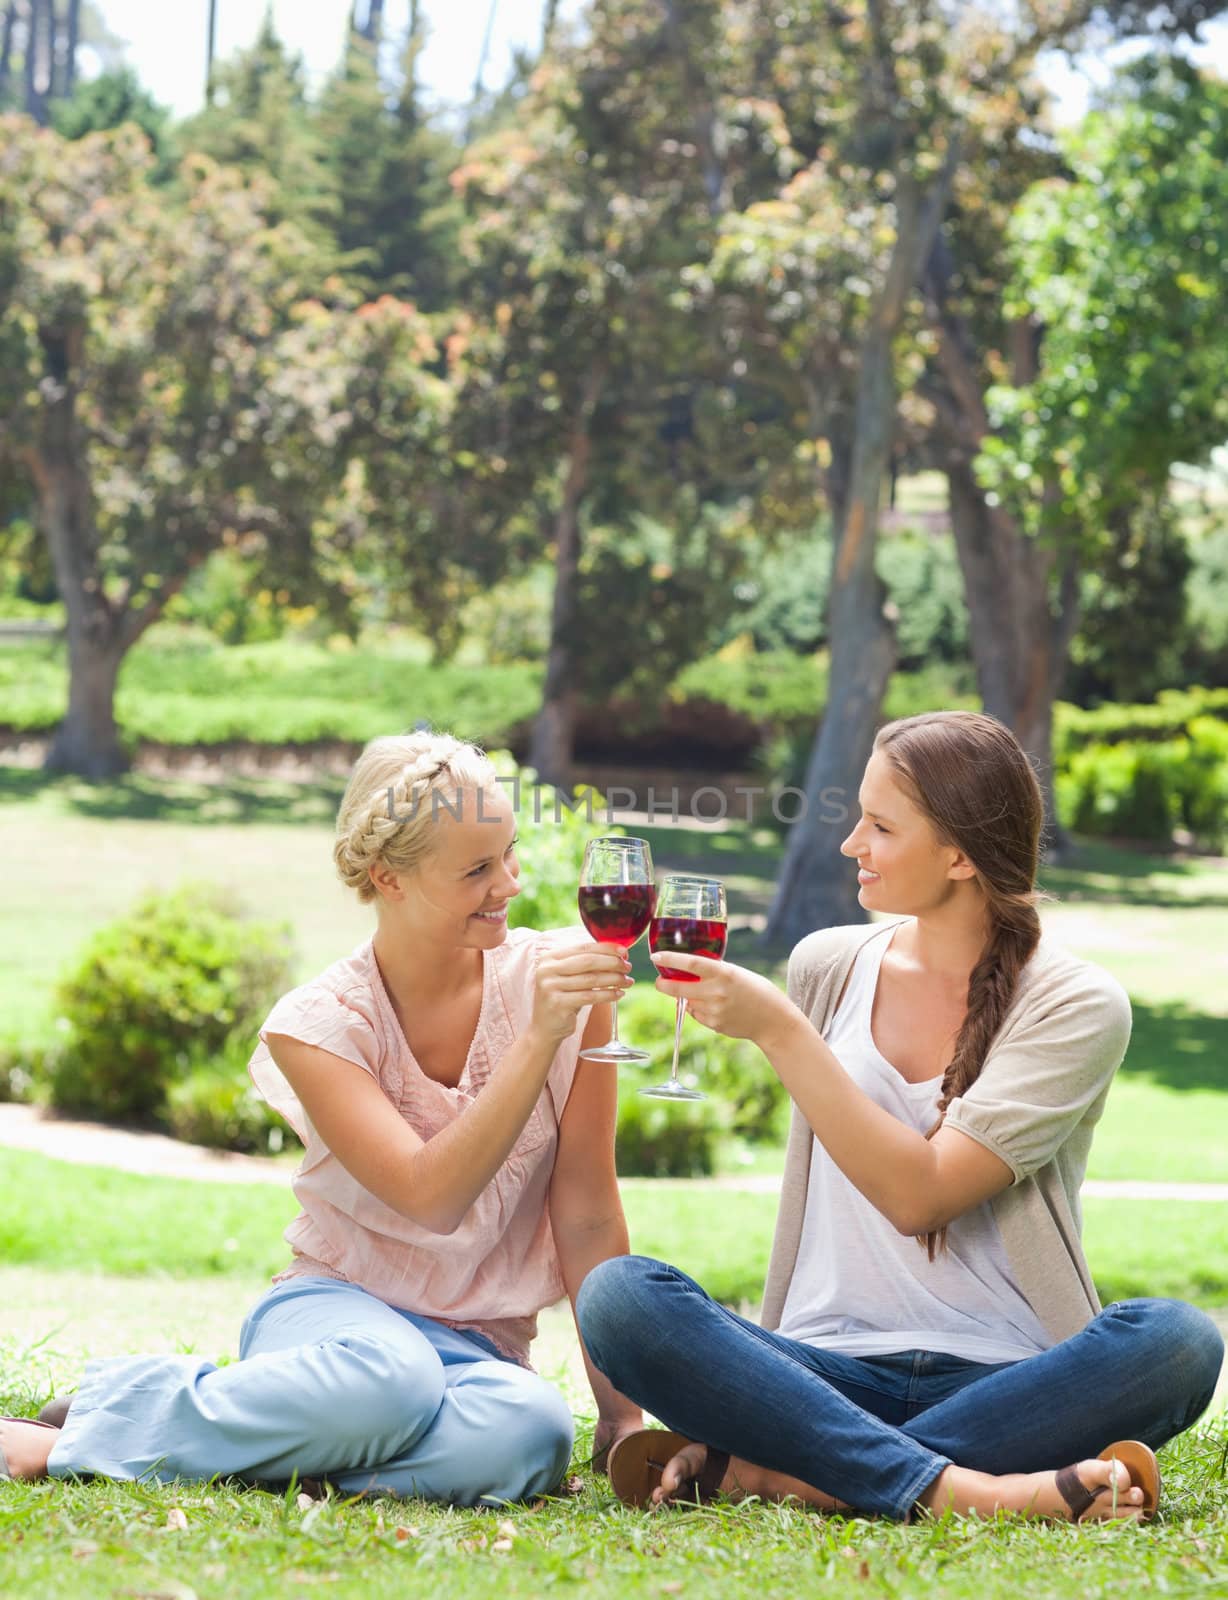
[267,941,629,1234]
[652,954,1012,1236]
[548,1003,643,1461]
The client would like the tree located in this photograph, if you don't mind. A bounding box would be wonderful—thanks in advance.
[454,0,742,785]
[0,119,451,775]
[0,0,106,118]
[175,12,338,254]
[968,54,1228,775]
[315,21,463,308]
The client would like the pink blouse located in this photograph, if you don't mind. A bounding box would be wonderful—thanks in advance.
[247,926,589,1366]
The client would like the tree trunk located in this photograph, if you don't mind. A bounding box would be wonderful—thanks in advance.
[46,620,127,776]
[25,0,44,122]
[65,0,80,95]
[45,0,58,102]
[924,238,1077,846]
[765,157,959,948]
[0,1,17,101]
[206,0,218,105]
[26,315,130,776]
[541,0,559,53]
[660,0,728,217]
[529,364,606,790]
[945,461,1077,845]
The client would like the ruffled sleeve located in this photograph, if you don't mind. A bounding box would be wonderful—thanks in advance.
[248,983,383,1143]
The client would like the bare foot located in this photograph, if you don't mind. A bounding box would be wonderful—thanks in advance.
[651,1440,846,1513]
[0,1420,58,1481]
[919,1456,1147,1524]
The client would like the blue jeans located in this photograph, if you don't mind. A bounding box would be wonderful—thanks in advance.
[577,1256,1224,1521]
[48,1277,574,1507]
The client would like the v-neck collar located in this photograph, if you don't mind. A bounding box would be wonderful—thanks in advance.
[366,938,492,1096]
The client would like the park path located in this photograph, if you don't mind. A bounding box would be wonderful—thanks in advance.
[1,1102,1226,1201]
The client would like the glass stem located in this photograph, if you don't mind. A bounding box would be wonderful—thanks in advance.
[609,993,622,1046]
[670,998,687,1085]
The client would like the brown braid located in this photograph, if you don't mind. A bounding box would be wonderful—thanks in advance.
[872,712,1046,1261]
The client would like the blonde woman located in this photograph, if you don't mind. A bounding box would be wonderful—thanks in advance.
[580,712,1222,1524]
[3,735,643,1503]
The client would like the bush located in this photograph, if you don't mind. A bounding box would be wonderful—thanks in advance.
[164,1050,297,1155]
[1060,742,1180,844]
[45,885,295,1122]
[610,986,787,1176]
[1053,695,1228,849]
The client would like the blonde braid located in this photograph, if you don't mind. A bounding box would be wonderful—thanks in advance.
[334,733,498,902]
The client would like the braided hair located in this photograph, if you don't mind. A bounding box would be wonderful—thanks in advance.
[873,712,1045,1261]
[333,733,499,903]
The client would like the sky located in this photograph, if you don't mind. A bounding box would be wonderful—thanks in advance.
[91,0,583,116]
[91,0,1228,122]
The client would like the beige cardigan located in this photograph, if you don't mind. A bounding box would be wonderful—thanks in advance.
[760,921,1132,1345]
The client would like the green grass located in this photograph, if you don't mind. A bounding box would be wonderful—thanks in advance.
[0,1439,1224,1600]
[0,1151,1225,1600]
[1,1149,1225,1313]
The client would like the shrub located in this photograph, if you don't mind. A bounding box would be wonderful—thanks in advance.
[610,986,787,1176]
[1061,742,1180,844]
[45,885,295,1122]
[164,1050,297,1155]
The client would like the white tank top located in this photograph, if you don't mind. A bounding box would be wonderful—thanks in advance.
[776,924,1053,1363]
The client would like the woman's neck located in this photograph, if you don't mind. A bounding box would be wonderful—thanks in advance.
[895,895,994,984]
[372,920,483,1012]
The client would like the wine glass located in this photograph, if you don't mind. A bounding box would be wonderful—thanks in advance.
[577,836,655,1062]
[643,874,728,1100]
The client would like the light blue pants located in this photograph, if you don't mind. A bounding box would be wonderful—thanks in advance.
[47,1276,574,1507]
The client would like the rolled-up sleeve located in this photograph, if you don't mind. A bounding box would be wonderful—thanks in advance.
[943,973,1132,1183]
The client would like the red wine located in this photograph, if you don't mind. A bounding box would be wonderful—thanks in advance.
[578,883,655,947]
[649,915,728,981]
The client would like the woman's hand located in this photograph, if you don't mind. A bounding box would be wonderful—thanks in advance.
[530,940,631,1047]
[650,953,802,1051]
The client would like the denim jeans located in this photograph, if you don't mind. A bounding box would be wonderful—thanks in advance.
[577,1255,1224,1521]
[48,1276,574,1507]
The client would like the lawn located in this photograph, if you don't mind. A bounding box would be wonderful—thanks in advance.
[2,772,1224,1185]
[0,1149,1226,1600]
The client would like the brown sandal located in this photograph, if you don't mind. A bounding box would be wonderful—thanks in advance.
[1055,1439,1160,1523]
[0,1417,59,1482]
[608,1429,731,1510]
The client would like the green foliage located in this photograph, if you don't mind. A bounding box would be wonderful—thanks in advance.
[1054,705,1228,849]
[164,550,310,646]
[573,509,753,699]
[164,1053,295,1155]
[611,986,787,1176]
[980,57,1228,545]
[1066,502,1195,705]
[1060,742,1180,845]
[45,885,294,1122]
[0,636,543,747]
[51,66,171,156]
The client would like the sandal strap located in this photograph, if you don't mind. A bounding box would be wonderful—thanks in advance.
[1055,1463,1104,1522]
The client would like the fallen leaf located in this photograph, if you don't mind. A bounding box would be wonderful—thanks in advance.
[565,1475,585,1495]
[492,1538,513,1553]
[858,1561,871,1580]
[496,1519,517,1540]
[297,1492,315,1512]
[394,1525,420,1542]
[165,1507,189,1532]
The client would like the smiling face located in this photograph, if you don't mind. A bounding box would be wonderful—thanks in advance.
[370,786,522,949]
[839,750,978,917]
